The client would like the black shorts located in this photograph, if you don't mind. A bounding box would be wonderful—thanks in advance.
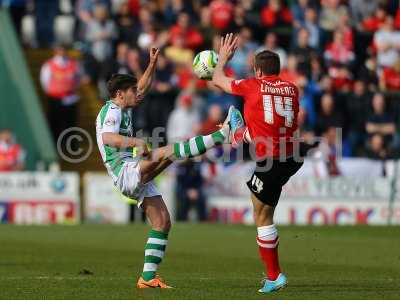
[246,157,303,207]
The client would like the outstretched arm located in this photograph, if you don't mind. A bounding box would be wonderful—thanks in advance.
[137,47,160,99]
[212,33,238,93]
[102,132,150,157]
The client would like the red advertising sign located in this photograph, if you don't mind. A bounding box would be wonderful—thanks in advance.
[7,200,76,224]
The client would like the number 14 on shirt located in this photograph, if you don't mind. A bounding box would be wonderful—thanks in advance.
[262,95,294,128]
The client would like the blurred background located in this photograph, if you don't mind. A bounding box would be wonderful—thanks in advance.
[0,0,399,226]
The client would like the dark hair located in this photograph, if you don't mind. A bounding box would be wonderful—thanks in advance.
[107,74,137,98]
[254,50,280,76]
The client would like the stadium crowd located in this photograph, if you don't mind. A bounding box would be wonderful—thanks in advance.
[2,1,400,177]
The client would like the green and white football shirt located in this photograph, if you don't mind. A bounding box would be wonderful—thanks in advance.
[96,100,134,182]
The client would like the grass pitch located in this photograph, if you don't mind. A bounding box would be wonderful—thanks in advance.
[1,224,399,300]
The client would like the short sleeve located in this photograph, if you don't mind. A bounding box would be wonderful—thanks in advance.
[102,107,121,133]
[231,78,253,97]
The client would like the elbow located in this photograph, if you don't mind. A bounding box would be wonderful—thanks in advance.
[102,133,114,146]
[101,133,109,145]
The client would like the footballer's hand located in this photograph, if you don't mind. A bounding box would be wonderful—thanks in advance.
[218,33,238,63]
[149,47,160,64]
[136,139,150,158]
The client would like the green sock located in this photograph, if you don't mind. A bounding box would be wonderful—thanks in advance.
[141,229,168,281]
[173,128,227,159]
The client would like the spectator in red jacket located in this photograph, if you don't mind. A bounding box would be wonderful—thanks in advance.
[280,55,302,84]
[324,31,355,66]
[261,0,292,28]
[337,11,354,50]
[380,59,400,91]
[127,0,140,17]
[328,65,353,91]
[0,129,25,172]
[209,0,234,31]
[40,45,82,142]
[395,8,400,30]
[362,5,388,32]
[169,12,204,50]
[349,0,378,29]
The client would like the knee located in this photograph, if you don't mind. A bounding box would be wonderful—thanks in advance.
[162,214,172,232]
[152,211,171,233]
[144,195,173,233]
[161,207,172,232]
[253,208,274,227]
[253,212,266,226]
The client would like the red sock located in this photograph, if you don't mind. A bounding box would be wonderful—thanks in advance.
[257,225,281,281]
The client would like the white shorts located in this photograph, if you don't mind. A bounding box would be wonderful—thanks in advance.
[115,160,161,208]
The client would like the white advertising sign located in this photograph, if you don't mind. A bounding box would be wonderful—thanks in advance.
[84,171,176,224]
[84,173,130,224]
[0,172,79,224]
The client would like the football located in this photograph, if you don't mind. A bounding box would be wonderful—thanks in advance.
[192,50,218,80]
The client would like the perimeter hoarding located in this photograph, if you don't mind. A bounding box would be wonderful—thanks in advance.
[0,172,79,224]
[83,171,176,224]
[208,177,400,225]
[81,160,400,225]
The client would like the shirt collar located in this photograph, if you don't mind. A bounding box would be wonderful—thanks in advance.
[260,75,280,80]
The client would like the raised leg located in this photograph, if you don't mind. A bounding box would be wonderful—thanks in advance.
[139,126,229,184]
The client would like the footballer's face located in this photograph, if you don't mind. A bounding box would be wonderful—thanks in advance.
[119,86,139,107]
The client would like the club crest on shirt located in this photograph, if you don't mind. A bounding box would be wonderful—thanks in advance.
[105,117,116,126]
[234,79,244,85]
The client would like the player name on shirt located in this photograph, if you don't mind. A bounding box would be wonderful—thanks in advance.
[260,80,296,97]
